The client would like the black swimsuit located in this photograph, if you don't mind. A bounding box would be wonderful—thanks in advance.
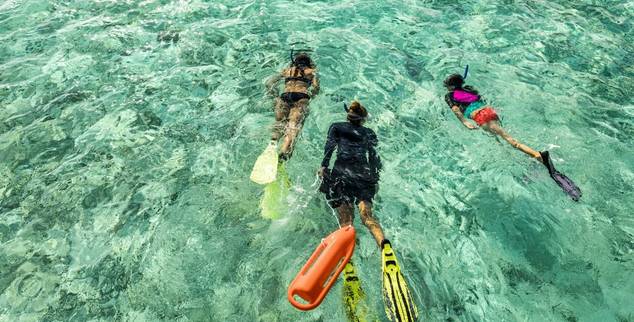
[280,68,312,104]
[285,76,312,84]
[280,92,310,103]
[320,122,382,208]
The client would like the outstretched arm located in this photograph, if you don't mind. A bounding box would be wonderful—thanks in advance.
[321,124,337,168]
[451,105,478,130]
[368,131,382,182]
[311,71,320,96]
[265,72,283,96]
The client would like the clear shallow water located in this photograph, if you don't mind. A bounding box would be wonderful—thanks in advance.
[1,0,633,321]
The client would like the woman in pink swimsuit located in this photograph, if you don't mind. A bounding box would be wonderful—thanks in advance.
[443,73,582,201]
[444,73,542,160]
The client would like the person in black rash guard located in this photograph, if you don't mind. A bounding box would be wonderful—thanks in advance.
[319,102,421,320]
[318,101,386,247]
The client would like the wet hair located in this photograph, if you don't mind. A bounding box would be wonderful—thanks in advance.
[444,74,464,89]
[292,53,314,68]
[347,101,368,125]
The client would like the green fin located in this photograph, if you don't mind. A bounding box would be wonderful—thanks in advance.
[250,142,278,184]
[342,262,378,322]
[260,163,290,219]
[382,243,419,322]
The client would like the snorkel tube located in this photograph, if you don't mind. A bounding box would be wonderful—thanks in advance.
[463,64,469,79]
[289,48,314,66]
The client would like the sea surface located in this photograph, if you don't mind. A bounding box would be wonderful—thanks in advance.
[1,0,633,321]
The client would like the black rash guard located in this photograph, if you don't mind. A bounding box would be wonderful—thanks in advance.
[321,122,381,183]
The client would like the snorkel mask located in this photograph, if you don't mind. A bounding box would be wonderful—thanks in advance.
[444,65,469,89]
[290,48,313,67]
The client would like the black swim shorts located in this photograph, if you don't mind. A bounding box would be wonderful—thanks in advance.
[320,170,377,208]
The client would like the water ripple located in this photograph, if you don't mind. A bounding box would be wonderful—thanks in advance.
[1,0,633,321]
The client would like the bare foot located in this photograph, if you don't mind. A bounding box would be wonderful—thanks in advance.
[279,150,291,161]
[535,154,543,163]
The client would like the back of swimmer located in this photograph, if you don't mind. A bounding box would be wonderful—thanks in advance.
[443,73,582,201]
[318,101,420,321]
[444,73,542,160]
[266,52,320,161]
[318,101,383,245]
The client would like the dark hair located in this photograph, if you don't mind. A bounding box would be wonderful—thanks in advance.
[444,74,464,89]
[347,101,368,125]
[292,53,314,68]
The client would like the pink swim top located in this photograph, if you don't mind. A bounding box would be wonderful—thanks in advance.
[452,89,480,104]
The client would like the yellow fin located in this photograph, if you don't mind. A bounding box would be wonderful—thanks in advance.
[260,164,290,219]
[382,243,419,322]
[343,262,379,322]
[250,142,278,184]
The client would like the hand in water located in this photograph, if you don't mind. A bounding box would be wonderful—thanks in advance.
[317,166,327,178]
[465,122,478,130]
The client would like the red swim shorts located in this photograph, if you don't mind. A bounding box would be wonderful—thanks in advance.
[472,107,499,126]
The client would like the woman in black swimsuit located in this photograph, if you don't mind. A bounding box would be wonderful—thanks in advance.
[266,52,320,160]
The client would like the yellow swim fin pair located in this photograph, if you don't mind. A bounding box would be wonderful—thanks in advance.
[343,242,419,322]
[251,141,291,219]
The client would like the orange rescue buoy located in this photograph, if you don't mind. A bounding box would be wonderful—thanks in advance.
[287,225,356,310]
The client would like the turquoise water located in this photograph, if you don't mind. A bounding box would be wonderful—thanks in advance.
[1,0,633,321]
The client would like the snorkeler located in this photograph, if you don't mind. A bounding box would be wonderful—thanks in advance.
[319,101,418,322]
[443,70,581,201]
[250,51,319,185]
[267,51,320,160]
